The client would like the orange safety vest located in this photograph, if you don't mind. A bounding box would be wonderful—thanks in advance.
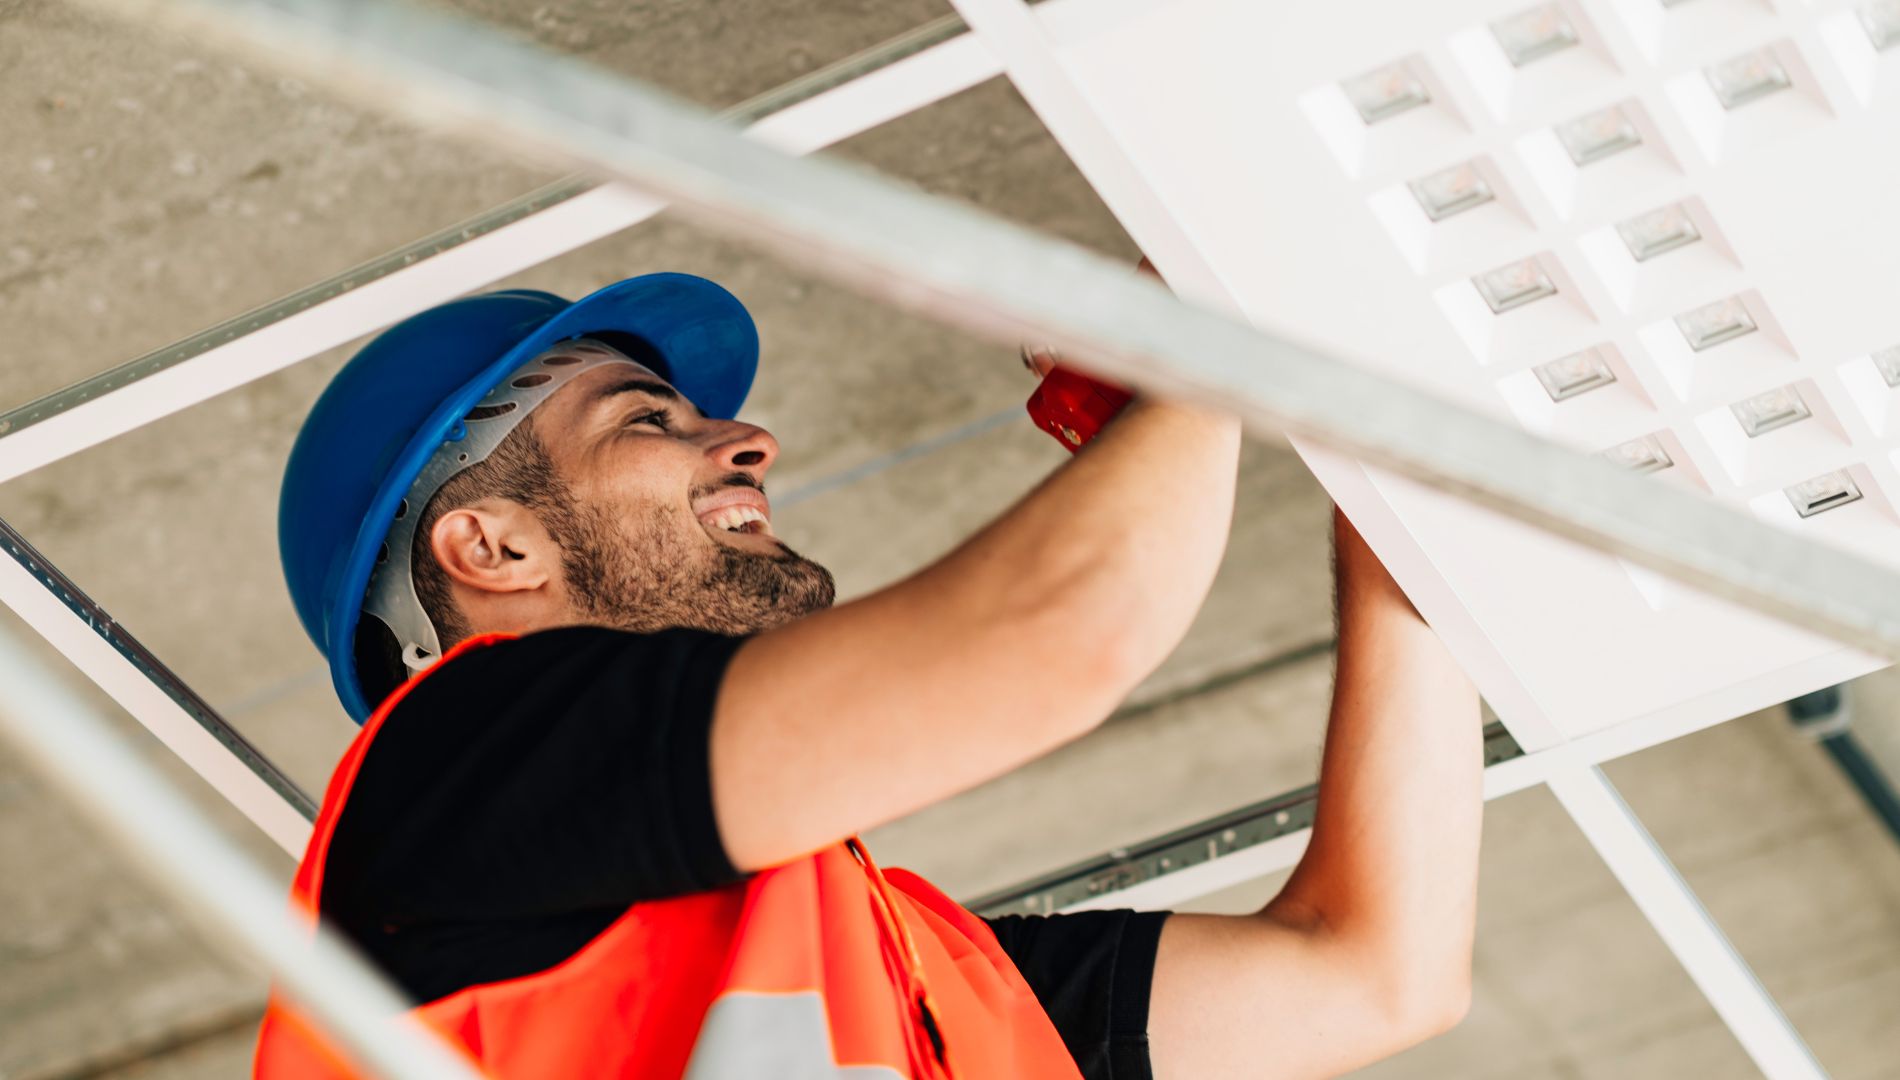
[254,634,1083,1079]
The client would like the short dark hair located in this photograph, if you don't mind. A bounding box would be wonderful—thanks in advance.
[354,412,573,705]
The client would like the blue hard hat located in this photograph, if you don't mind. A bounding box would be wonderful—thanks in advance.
[279,272,759,723]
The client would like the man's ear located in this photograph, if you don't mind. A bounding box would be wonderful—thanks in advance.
[430,503,552,595]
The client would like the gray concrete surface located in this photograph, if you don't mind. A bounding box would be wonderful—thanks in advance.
[3,1,1899,1078]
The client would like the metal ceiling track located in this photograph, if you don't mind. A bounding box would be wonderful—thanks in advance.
[0,517,315,816]
[969,722,1526,917]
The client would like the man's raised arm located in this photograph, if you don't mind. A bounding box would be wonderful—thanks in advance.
[1146,508,1482,1079]
[710,326,1243,872]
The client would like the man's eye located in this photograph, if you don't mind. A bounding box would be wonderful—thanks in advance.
[627,409,672,431]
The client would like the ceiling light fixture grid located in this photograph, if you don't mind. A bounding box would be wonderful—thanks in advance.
[1294,0,1900,567]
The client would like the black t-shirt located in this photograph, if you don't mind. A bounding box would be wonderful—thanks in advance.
[323,626,1167,1079]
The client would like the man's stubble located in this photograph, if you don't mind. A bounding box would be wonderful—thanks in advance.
[552,490,836,637]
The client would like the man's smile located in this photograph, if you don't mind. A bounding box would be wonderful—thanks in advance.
[693,486,774,538]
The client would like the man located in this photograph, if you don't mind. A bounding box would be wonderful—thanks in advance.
[261,269,1479,1079]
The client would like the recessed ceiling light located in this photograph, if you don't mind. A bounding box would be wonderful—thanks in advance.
[1408,162,1495,221]
[1704,49,1792,110]
[1341,63,1431,124]
[1555,105,1642,166]
[1616,204,1701,262]
[1858,1,1900,51]
[1474,258,1559,313]
[1603,434,1674,473]
[1786,470,1863,518]
[1535,349,1618,401]
[1729,385,1811,437]
[1674,296,1757,351]
[1491,5,1581,67]
[1871,345,1900,388]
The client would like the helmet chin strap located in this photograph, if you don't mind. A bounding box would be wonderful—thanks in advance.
[363,340,656,673]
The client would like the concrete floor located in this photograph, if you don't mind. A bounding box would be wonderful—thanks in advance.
[3,1,1899,1077]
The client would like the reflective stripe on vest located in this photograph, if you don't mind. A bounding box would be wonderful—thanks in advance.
[253,633,1081,1079]
[685,993,902,1078]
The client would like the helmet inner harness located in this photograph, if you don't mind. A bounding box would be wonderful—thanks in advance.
[364,339,646,673]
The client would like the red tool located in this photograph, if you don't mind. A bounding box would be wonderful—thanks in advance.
[1026,363,1133,452]
[1026,261,1159,451]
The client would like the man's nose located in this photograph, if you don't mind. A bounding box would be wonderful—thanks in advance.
[707,422,779,474]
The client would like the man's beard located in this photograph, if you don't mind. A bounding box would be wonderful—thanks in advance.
[552,494,836,637]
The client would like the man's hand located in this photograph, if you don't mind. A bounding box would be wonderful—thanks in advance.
[1146,508,1481,1079]
[709,255,1242,872]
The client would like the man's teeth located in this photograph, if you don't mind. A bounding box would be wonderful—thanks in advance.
[706,506,769,534]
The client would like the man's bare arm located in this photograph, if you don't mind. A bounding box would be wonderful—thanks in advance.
[710,362,1243,871]
[1146,509,1481,1079]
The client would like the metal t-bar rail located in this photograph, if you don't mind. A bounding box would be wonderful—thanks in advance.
[88,0,1900,659]
[0,516,319,829]
[0,619,483,1080]
[968,722,1527,917]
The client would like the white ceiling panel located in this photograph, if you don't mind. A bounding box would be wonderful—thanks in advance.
[1048,0,1900,741]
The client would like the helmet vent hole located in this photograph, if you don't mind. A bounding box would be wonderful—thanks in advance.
[394,499,408,520]
[465,402,518,421]
[542,355,583,366]
[511,373,554,388]
[376,542,389,564]
[458,453,469,463]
